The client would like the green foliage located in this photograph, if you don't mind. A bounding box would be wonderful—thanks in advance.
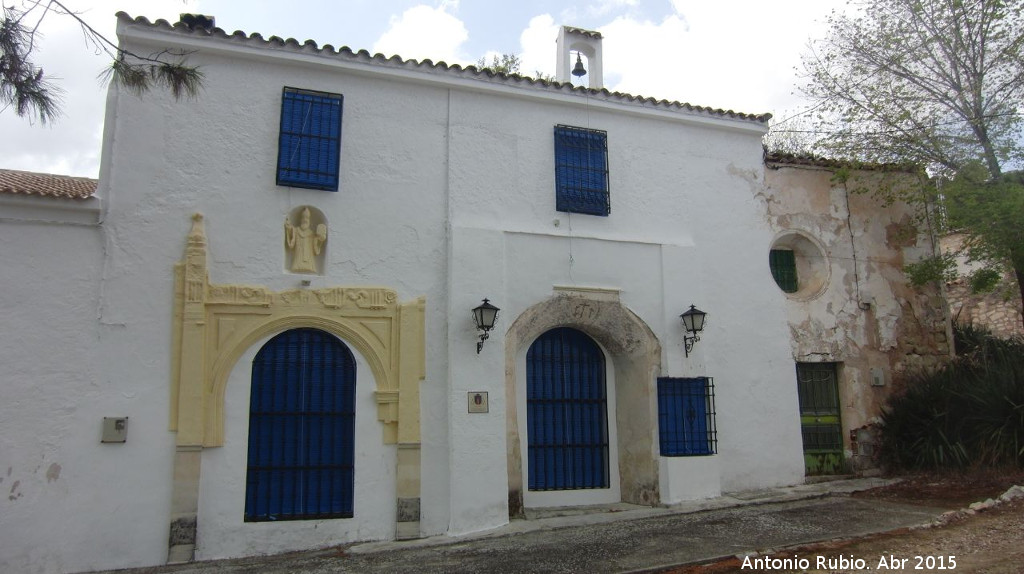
[800,0,1024,178]
[475,52,553,82]
[476,53,521,75]
[904,253,957,287]
[1,1,202,123]
[104,55,203,100]
[799,0,1024,324]
[969,268,1004,294]
[942,165,1024,274]
[0,6,63,123]
[879,325,1024,470]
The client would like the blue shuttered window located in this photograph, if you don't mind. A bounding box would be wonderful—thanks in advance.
[277,87,343,191]
[526,328,609,490]
[658,377,717,456]
[554,125,610,216]
[245,328,356,521]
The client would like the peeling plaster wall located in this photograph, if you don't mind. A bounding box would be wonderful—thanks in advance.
[762,164,952,466]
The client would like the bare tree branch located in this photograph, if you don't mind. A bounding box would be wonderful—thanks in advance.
[1,1,203,124]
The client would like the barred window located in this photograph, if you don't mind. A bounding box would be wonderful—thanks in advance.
[277,87,343,191]
[554,125,609,216]
[658,377,717,456]
[245,328,356,521]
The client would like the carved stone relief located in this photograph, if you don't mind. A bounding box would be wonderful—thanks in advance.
[284,206,327,274]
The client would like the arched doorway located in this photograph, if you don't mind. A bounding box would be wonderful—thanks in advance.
[526,328,609,491]
[505,292,662,515]
[244,328,357,521]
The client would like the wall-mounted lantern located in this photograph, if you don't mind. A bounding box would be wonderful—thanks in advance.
[472,298,500,354]
[680,305,707,357]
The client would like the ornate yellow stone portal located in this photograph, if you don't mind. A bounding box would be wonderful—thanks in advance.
[167,214,425,561]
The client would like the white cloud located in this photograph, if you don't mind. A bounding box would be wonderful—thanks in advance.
[372,3,469,64]
[518,14,560,78]
[0,0,187,177]
[588,0,639,17]
[596,1,842,116]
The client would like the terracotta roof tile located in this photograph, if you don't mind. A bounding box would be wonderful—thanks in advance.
[0,169,98,199]
[116,13,770,126]
[563,26,603,39]
[763,150,918,172]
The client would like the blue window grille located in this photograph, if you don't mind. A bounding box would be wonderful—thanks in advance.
[554,125,610,216]
[245,328,356,521]
[277,87,343,191]
[658,377,717,456]
[526,327,609,490]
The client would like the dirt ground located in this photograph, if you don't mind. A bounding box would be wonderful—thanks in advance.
[669,469,1024,573]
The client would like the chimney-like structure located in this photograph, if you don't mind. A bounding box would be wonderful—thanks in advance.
[178,14,216,31]
[555,26,603,89]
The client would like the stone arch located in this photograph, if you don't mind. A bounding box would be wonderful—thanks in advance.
[168,215,426,561]
[504,291,662,516]
[207,314,391,447]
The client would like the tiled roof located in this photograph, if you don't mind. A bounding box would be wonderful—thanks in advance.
[0,169,98,199]
[116,13,770,126]
[564,26,603,39]
[764,150,918,172]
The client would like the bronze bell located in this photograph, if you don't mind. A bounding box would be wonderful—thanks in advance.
[571,53,587,77]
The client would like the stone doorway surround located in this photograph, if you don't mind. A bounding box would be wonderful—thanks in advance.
[167,214,425,562]
[503,287,661,517]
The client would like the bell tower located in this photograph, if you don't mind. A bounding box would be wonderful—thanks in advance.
[555,26,603,89]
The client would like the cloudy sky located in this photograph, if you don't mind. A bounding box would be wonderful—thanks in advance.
[1,0,846,177]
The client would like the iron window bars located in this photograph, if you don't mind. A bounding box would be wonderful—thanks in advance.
[245,328,356,521]
[277,87,344,191]
[657,377,717,456]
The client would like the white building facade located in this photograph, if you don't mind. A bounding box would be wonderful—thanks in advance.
[1,14,948,574]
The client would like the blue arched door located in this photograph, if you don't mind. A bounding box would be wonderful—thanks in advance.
[244,328,356,521]
[526,327,609,490]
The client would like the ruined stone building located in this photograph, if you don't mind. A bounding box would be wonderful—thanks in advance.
[0,14,950,573]
[940,233,1024,339]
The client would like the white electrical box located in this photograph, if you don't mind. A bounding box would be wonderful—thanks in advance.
[102,417,128,443]
[870,367,885,387]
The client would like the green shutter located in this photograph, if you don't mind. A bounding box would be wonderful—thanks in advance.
[770,249,798,293]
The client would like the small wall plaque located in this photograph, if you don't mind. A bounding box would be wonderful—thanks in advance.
[468,392,489,413]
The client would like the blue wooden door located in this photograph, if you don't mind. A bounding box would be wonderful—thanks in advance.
[527,327,609,490]
[245,328,356,521]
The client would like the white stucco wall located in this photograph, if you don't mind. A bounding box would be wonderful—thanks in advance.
[0,206,179,574]
[2,16,811,572]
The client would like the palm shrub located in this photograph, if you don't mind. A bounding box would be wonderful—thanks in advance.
[878,324,1024,470]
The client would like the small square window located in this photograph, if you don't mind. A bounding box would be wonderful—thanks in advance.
[658,377,717,456]
[277,87,343,191]
[770,248,798,293]
[554,125,609,216]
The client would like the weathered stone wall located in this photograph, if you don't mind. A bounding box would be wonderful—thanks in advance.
[762,161,953,471]
[945,277,1023,338]
[940,233,1024,339]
